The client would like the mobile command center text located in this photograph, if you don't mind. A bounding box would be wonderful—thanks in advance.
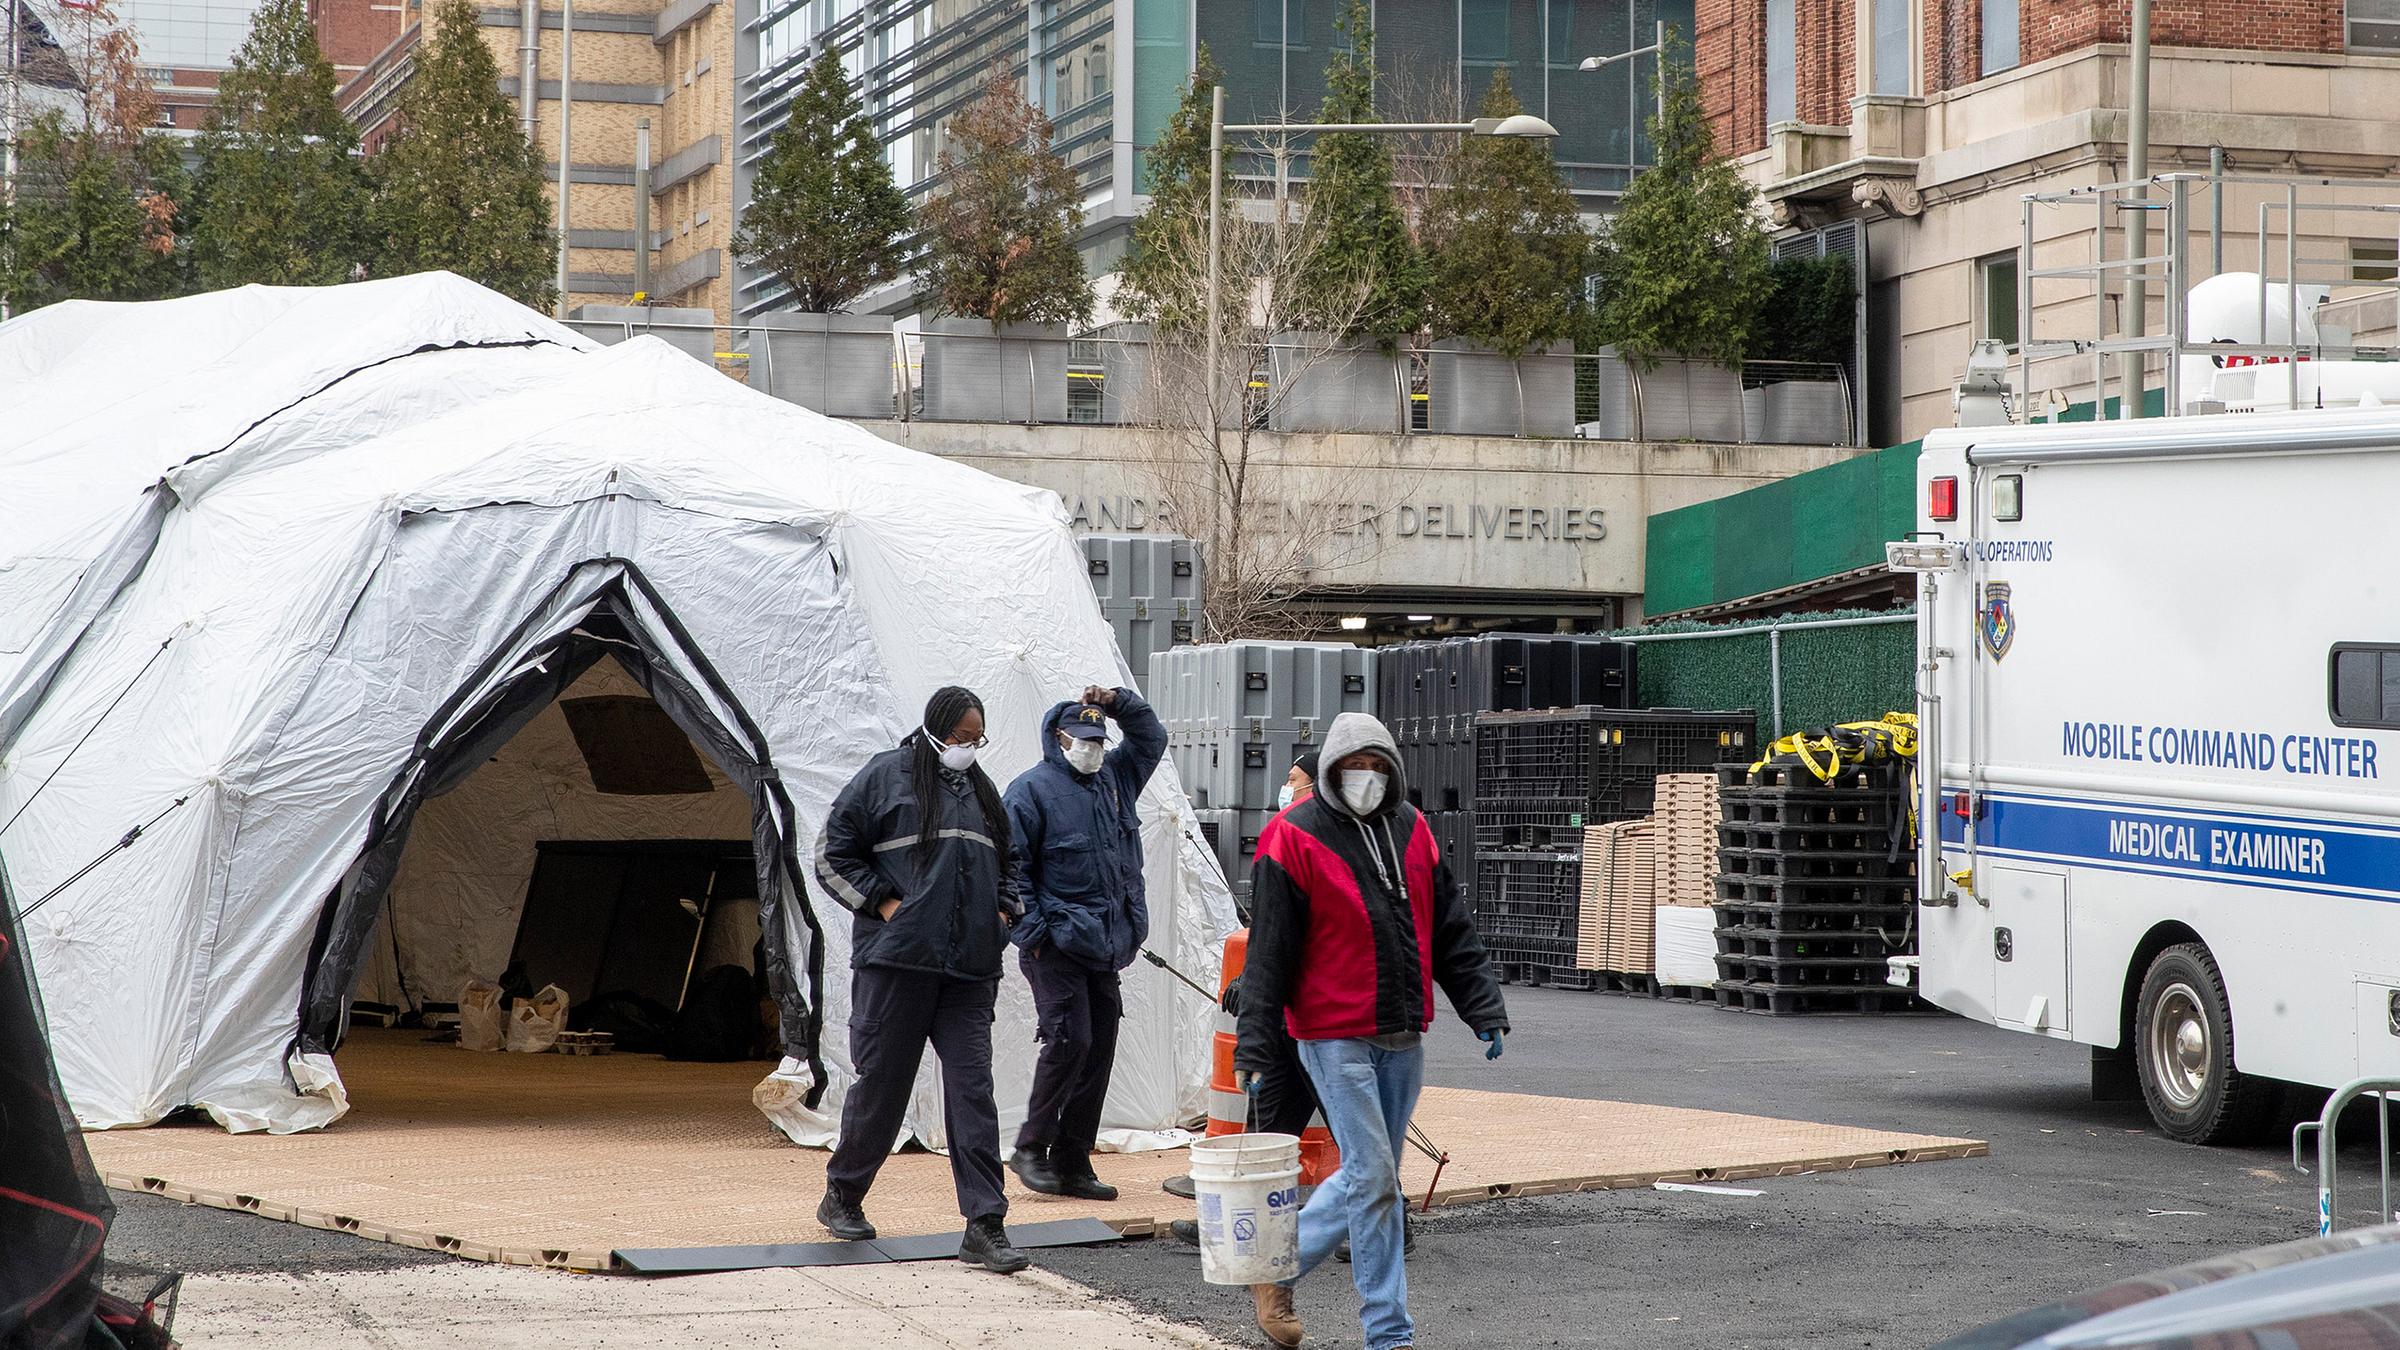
[2062,722,2380,779]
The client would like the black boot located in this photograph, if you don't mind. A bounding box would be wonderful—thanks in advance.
[816,1186,875,1241]
[1054,1154,1119,1202]
[1010,1145,1066,1196]
[959,1215,1032,1273]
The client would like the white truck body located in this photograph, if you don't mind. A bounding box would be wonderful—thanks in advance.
[1905,408,2400,1121]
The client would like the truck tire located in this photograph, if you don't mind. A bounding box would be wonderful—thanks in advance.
[2133,943,2276,1144]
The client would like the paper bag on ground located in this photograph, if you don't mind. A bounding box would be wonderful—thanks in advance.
[458,980,505,1052]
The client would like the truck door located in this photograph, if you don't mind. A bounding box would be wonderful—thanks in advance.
[1986,864,2070,1032]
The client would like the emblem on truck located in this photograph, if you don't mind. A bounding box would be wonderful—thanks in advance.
[1982,582,2015,660]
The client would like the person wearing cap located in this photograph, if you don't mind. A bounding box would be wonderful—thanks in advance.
[812,686,1031,1273]
[1234,712,1510,1350]
[1002,684,1166,1199]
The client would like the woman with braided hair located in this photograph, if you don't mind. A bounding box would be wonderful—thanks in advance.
[812,685,1032,1272]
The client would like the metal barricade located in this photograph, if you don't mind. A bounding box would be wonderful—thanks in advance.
[2296,1076,2400,1235]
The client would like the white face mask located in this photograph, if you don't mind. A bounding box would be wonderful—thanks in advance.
[928,728,978,771]
[1063,738,1105,774]
[1340,770,1388,816]
[1277,783,1297,811]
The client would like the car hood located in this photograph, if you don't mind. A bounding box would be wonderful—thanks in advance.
[1934,1225,2400,1350]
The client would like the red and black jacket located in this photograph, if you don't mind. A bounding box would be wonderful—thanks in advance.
[1234,765,1508,1069]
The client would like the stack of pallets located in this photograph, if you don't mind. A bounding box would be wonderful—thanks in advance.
[1652,773,1722,908]
[1575,821,1656,976]
[1712,762,1918,1014]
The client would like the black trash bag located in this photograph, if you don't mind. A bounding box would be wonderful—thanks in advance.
[665,966,762,1063]
[571,991,675,1055]
[0,858,115,1349]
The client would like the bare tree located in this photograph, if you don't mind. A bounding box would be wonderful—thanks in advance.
[1376,63,1463,249]
[1124,196,1416,640]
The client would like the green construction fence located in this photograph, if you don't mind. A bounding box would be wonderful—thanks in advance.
[1607,608,1917,741]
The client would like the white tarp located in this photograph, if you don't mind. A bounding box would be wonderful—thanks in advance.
[0,273,1237,1146]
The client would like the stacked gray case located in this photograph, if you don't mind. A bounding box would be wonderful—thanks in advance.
[1153,642,1377,814]
[1081,534,1202,687]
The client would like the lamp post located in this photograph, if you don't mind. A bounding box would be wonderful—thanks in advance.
[1580,20,1668,140]
[1201,99,1558,438]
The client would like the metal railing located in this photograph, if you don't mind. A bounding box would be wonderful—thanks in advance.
[561,317,1859,445]
[2296,1076,2400,1235]
[2014,170,2400,419]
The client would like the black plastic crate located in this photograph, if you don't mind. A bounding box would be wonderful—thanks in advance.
[1713,901,1917,935]
[1713,954,1898,987]
[1717,821,1902,855]
[1718,761,1909,793]
[1716,927,1905,960]
[1472,850,1582,964]
[1718,847,1912,880]
[1712,981,1922,1015]
[1496,961,1598,991]
[1713,875,1917,907]
[1476,708,1757,803]
[1471,796,1648,851]
[1719,791,1901,828]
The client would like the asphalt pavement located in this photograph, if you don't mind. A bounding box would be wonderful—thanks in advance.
[1041,988,2328,1350]
[104,988,2335,1348]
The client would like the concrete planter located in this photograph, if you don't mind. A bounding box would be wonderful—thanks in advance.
[918,318,1070,423]
[1740,379,1851,445]
[568,304,716,367]
[1633,356,1745,443]
[747,311,896,419]
[1091,322,1161,426]
[1427,340,1576,437]
[1267,332,1403,434]
[1574,346,1640,440]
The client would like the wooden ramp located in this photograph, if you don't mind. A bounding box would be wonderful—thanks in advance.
[85,1029,1985,1272]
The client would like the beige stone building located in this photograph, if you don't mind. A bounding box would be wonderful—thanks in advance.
[342,0,738,324]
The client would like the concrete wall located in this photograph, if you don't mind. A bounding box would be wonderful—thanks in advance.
[864,421,1872,615]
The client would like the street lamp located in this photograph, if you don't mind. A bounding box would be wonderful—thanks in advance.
[1580,20,1668,133]
[1202,88,1559,434]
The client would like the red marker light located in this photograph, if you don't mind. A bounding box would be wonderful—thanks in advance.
[1929,476,1959,522]
[1951,791,1972,820]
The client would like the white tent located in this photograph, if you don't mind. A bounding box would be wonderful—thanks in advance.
[0,273,1235,1143]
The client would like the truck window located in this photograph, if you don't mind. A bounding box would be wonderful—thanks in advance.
[2331,645,2400,727]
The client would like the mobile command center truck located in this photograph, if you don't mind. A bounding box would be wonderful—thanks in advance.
[1890,409,2400,1144]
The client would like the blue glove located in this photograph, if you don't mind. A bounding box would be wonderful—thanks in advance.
[1479,1029,1505,1061]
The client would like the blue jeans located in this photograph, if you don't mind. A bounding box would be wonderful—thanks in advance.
[1288,1037,1425,1350]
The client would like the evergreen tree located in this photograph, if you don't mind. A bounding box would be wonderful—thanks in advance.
[0,112,185,308]
[1420,72,1587,357]
[919,67,1092,325]
[1116,46,1229,331]
[1594,34,1770,368]
[190,0,370,288]
[1296,0,1421,343]
[0,0,185,310]
[732,48,912,312]
[368,0,555,308]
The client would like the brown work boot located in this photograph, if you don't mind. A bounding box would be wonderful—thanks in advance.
[1250,1282,1302,1347]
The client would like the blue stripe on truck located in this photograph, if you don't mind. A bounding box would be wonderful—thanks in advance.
[1938,789,2400,903]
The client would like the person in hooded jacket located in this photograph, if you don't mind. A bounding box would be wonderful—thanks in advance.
[812,686,1032,1274]
[1234,711,1510,1350]
[1002,684,1166,1199]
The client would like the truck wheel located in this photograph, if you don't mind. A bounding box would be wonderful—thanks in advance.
[2134,943,2275,1144]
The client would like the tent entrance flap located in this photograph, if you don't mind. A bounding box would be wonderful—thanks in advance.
[295,564,826,1103]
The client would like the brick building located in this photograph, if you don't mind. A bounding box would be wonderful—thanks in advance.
[1697,0,2400,441]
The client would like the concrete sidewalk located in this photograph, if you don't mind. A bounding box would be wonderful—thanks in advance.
[171,1259,1237,1349]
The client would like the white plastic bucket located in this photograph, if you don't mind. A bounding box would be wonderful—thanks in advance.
[1189,1131,1303,1285]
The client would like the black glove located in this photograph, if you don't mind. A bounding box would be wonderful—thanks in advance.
[1219,976,1243,1016]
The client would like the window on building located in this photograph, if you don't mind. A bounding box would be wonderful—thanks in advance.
[1765,0,1796,124]
[2351,0,2400,49]
[1982,0,2019,74]
[2333,645,2400,727]
[1464,0,1511,61]
[2353,239,2399,282]
[1089,41,1110,99]
[1872,0,1910,94]
[1978,252,2020,347]
[1254,0,1280,43]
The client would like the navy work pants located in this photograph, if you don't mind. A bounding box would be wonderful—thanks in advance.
[1014,947,1122,1171]
[826,965,1008,1221]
